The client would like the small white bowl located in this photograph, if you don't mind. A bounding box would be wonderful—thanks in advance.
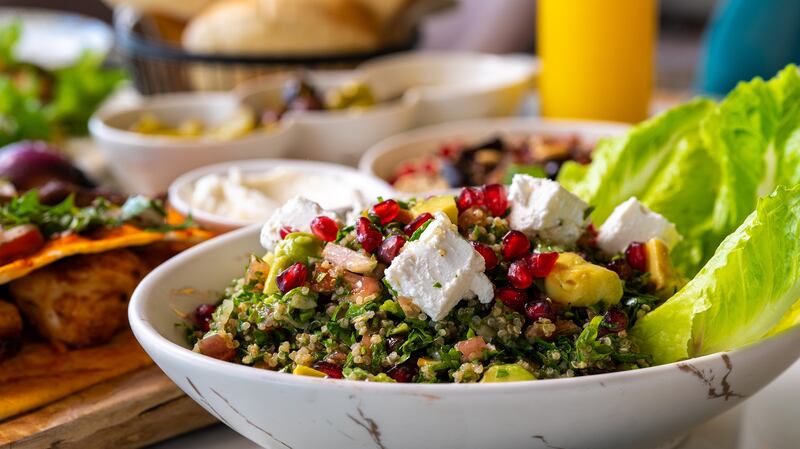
[89,92,294,195]
[236,72,418,165]
[234,52,538,165]
[130,225,800,449]
[360,51,538,125]
[359,117,631,187]
[167,159,395,232]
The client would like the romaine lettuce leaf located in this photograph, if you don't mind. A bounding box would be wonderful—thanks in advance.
[558,99,717,274]
[636,133,719,273]
[558,98,715,223]
[561,65,800,277]
[632,185,800,364]
[703,66,800,252]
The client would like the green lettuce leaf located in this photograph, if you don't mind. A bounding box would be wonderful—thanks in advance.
[561,65,800,277]
[702,65,800,253]
[45,52,127,135]
[558,99,717,274]
[632,185,800,364]
[557,98,715,223]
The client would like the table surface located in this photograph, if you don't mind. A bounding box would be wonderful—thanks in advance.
[150,359,800,449]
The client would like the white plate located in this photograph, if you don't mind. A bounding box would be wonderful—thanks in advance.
[0,8,113,69]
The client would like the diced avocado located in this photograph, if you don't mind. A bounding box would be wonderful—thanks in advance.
[277,232,324,263]
[544,252,623,307]
[644,238,684,298]
[264,232,323,294]
[480,364,535,382]
[370,373,397,383]
[326,82,376,110]
[411,195,458,223]
[293,365,327,378]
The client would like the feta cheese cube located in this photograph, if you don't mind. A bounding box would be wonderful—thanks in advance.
[506,175,589,246]
[597,197,681,255]
[385,212,493,321]
[260,197,335,251]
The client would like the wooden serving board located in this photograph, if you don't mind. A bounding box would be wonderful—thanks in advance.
[0,366,217,449]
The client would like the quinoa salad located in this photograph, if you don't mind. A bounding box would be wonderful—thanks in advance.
[187,174,684,383]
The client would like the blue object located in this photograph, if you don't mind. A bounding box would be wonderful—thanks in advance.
[696,0,800,95]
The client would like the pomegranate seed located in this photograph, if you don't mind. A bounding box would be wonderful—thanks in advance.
[508,259,533,289]
[355,217,383,253]
[524,300,555,322]
[397,164,417,177]
[310,216,338,242]
[404,212,434,236]
[377,235,406,265]
[371,199,400,225]
[456,187,485,211]
[625,242,647,272]
[438,142,459,159]
[526,252,559,278]
[483,184,508,216]
[387,361,418,383]
[502,230,530,260]
[276,263,308,293]
[601,309,629,334]
[471,241,498,270]
[279,226,299,239]
[313,361,344,379]
[495,287,527,312]
[577,223,598,247]
[194,304,217,332]
[606,259,633,280]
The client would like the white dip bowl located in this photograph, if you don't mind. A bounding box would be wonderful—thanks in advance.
[168,159,395,232]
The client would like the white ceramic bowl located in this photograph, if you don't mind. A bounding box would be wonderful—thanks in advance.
[167,159,395,232]
[130,225,800,449]
[89,93,294,195]
[360,51,538,126]
[234,52,538,165]
[359,117,631,188]
[236,72,417,165]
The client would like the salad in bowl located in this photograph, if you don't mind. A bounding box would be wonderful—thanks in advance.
[130,66,800,449]
[188,176,683,383]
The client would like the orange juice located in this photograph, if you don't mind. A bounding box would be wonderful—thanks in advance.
[537,0,657,123]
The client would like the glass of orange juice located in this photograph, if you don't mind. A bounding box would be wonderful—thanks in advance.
[537,0,658,123]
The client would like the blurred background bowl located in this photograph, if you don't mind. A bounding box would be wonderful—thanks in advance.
[167,158,395,232]
[89,92,294,195]
[360,51,538,125]
[359,117,630,192]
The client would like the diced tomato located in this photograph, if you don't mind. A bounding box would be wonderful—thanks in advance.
[0,225,45,264]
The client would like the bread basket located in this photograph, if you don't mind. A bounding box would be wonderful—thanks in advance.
[113,6,419,94]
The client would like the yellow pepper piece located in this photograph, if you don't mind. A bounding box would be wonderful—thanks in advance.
[644,238,683,298]
[544,253,623,307]
[293,365,327,378]
[411,195,458,223]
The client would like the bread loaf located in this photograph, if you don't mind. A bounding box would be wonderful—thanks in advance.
[183,0,381,55]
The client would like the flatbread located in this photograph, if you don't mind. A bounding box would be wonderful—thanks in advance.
[0,331,153,421]
[0,218,213,285]
[0,212,213,421]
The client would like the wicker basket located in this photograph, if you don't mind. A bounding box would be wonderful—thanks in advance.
[113,7,419,95]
